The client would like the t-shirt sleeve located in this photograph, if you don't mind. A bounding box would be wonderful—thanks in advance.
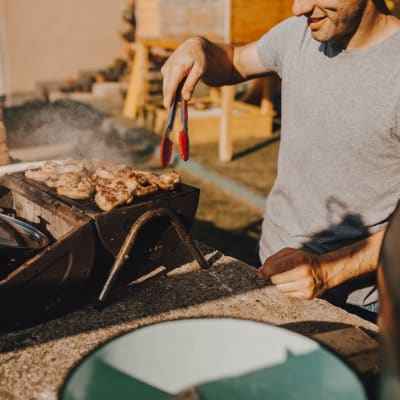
[256,17,303,77]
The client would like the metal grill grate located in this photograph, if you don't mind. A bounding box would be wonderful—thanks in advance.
[13,172,182,217]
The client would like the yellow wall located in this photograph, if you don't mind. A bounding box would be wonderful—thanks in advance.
[1,0,126,94]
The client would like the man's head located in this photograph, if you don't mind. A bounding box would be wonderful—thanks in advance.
[292,0,389,48]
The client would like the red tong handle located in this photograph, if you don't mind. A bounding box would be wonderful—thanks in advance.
[160,83,182,167]
[160,135,173,167]
[179,130,189,161]
[179,99,189,161]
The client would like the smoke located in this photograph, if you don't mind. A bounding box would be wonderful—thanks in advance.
[3,99,154,166]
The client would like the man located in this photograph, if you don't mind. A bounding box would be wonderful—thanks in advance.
[161,0,400,313]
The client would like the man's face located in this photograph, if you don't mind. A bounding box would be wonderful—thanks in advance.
[292,0,368,47]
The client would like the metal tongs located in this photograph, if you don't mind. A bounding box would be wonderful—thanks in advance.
[160,81,189,167]
[0,212,49,253]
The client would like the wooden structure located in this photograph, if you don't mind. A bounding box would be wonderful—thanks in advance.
[124,0,293,161]
[135,0,293,44]
[0,98,10,165]
[143,95,275,145]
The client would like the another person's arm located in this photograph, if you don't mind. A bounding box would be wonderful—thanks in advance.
[257,226,387,300]
[161,37,267,109]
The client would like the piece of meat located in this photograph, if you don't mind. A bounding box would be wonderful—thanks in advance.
[57,184,93,200]
[94,187,133,211]
[24,161,63,183]
[24,168,51,183]
[134,183,159,197]
[54,172,94,200]
[146,170,181,190]
[161,170,181,184]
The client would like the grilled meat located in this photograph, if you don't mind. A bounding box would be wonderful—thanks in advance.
[24,160,181,211]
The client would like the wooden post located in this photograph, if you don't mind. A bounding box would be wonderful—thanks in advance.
[260,77,275,115]
[123,41,149,119]
[209,87,220,103]
[219,85,235,162]
[0,97,10,165]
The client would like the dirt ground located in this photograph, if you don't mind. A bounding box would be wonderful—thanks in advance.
[3,100,280,265]
[188,137,280,197]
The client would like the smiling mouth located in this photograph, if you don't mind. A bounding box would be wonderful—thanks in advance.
[307,16,327,30]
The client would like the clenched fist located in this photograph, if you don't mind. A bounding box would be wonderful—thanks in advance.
[257,247,328,300]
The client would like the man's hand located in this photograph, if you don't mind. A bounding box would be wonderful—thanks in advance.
[257,227,386,301]
[161,37,267,110]
[257,248,328,300]
[161,36,208,109]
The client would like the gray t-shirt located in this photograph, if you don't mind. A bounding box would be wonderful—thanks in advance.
[257,17,400,306]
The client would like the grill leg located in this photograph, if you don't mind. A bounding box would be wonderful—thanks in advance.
[97,207,209,306]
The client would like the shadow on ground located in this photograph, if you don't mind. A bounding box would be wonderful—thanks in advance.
[191,218,262,265]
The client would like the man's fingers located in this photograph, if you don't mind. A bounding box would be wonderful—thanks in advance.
[274,276,313,291]
[258,254,297,279]
[263,247,294,264]
[182,65,202,101]
[161,37,207,109]
[162,65,189,109]
[256,248,321,300]
[162,71,174,110]
[257,248,314,281]
[275,281,300,293]
[162,64,199,109]
[257,248,297,277]
[257,249,292,279]
[281,291,311,300]
[269,265,310,284]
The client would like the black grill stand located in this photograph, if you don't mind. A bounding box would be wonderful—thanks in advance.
[97,207,209,305]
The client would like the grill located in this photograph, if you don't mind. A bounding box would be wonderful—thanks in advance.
[0,171,207,329]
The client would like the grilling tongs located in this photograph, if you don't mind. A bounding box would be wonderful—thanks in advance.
[0,212,49,252]
[160,81,189,167]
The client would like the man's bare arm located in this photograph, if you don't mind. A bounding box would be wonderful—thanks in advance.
[257,226,387,300]
[161,37,267,109]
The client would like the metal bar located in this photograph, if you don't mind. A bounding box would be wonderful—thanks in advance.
[167,209,209,270]
[97,207,208,305]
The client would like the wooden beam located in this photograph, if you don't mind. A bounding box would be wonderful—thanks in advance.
[0,99,9,165]
[219,85,235,162]
[123,41,149,119]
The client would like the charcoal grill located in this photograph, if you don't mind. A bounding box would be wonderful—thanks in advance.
[0,171,207,329]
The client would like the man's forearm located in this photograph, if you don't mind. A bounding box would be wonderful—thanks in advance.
[162,35,266,108]
[199,37,245,86]
[257,226,387,300]
[319,226,387,291]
